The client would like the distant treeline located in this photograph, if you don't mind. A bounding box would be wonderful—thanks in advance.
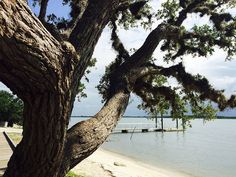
[71,115,236,119]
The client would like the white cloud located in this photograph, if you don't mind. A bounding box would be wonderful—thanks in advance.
[0,83,10,92]
[183,49,236,97]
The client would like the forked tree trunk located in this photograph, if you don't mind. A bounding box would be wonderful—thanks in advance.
[0,0,129,176]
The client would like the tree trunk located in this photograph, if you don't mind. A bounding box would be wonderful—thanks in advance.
[4,92,72,177]
[155,117,157,128]
[161,113,164,131]
[176,118,179,129]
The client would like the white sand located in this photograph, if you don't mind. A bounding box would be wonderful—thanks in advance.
[0,127,23,133]
[72,148,192,177]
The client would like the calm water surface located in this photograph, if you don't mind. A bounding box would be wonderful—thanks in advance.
[70,118,236,177]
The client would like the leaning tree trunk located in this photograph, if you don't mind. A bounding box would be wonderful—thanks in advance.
[59,91,130,177]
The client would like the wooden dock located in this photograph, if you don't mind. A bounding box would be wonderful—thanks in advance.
[112,123,184,134]
[0,132,13,176]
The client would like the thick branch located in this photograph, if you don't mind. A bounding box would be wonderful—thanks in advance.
[120,23,178,70]
[69,0,121,94]
[69,0,118,54]
[0,0,70,97]
[60,90,130,174]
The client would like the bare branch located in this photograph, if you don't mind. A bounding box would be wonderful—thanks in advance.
[38,0,49,22]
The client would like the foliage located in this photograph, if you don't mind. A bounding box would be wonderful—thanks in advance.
[137,75,170,116]
[159,1,236,61]
[77,58,97,102]
[137,74,218,127]
[97,0,236,120]
[117,0,154,30]
[97,1,235,125]
[0,91,23,124]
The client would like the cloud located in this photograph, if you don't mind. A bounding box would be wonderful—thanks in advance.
[0,83,10,92]
[183,49,236,97]
[2,1,236,117]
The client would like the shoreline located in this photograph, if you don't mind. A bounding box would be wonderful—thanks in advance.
[72,148,192,177]
[0,127,193,177]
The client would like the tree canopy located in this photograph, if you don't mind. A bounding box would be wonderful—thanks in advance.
[24,0,236,115]
[96,0,236,117]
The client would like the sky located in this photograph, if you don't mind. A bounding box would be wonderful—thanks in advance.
[1,0,236,116]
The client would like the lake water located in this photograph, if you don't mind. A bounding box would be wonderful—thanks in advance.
[70,118,236,177]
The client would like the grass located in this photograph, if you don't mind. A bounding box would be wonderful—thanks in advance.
[7,132,22,144]
[66,171,86,177]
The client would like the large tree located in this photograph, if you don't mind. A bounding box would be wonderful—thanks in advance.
[0,0,235,176]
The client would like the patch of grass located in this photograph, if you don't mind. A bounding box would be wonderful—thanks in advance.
[66,171,85,177]
[7,132,22,144]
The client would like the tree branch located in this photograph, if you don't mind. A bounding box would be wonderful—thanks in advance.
[38,0,49,22]
[0,0,71,97]
[121,0,206,68]
[159,63,236,110]
[60,90,130,174]
[174,0,205,26]
[111,20,130,61]
[66,0,89,30]
[133,79,178,111]
[128,62,236,111]
[68,0,122,95]
[69,0,118,54]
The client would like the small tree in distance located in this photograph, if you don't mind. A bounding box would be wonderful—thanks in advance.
[137,75,218,130]
[137,75,171,130]
[0,0,235,176]
[0,90,23,125]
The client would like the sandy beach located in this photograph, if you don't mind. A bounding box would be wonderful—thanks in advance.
[72,148,192,177]
[0,127,191,177]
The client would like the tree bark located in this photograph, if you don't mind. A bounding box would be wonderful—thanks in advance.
[4,92,72,177]
[59,91,130,176]
[0,0,66,96]
[0,0,130,176]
